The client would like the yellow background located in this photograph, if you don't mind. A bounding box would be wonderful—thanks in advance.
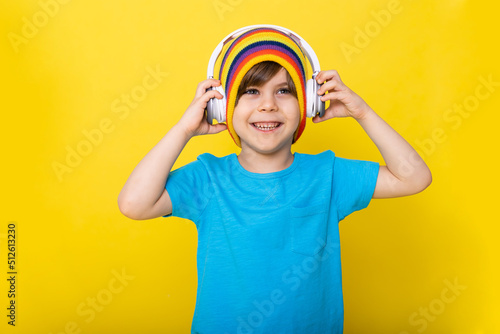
[1,0,499,333]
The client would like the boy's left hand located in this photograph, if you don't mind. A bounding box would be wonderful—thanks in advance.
[313,70,371,123]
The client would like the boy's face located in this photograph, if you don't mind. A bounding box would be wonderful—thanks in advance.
[233,68,300,155]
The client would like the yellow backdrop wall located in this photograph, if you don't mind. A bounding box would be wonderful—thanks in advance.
[1,0,498,333]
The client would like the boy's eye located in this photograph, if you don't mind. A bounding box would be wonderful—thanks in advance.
[244,89,259,95]
[277,88,291,94]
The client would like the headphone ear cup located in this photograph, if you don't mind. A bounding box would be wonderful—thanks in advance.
[306,79,315,118]
[306,79,325,118]
[316,82,325,118]
[206,86,227,124]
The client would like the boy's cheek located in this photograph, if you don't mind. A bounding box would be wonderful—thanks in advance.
[238,96,259,105]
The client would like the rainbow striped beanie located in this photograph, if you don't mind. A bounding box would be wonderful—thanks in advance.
[214,27,309,147]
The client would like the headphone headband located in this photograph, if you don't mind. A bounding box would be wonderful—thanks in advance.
[207,24,321,79]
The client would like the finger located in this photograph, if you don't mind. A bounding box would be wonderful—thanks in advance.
[317,78,345,96]
[206,123,228,135]
[319,91,344,103]
[195,79,221,97]
[312,111,338,124]
[316,70,340,84]
[193,89,224,112]
[312,114,325,123]
[312,110,336,123]
[196,79,221,97]
[197,89,223,106]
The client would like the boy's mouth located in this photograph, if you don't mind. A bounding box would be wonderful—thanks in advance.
[252,122,282,131]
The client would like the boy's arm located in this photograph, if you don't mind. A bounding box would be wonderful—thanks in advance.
[314,70,432,198]
[117,79,226,220]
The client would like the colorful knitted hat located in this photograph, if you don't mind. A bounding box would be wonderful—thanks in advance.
[213,27,309,147]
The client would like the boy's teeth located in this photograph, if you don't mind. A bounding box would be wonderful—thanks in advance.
[253,122,280,130]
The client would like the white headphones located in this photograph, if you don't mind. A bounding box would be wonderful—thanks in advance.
[206,24,325,124]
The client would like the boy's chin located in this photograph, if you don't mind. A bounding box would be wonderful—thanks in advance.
[239,139,294,155]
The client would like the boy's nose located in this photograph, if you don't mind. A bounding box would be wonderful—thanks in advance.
[257,93,277,112]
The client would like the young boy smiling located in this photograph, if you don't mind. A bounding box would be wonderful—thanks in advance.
[118,27,431,333]
[233,63,301,172]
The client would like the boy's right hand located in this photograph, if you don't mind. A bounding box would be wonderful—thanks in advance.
[176,79,227,138]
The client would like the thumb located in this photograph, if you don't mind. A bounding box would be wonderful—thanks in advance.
[312,113,333,123]
[207,123,228,134]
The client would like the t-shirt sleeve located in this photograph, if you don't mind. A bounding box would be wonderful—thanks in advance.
[332,156,379,221]
[163,159,213,222]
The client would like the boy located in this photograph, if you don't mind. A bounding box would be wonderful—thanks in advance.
[118,27,431,333]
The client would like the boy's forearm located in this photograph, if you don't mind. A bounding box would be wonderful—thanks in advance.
[356,107,431,189]
[118,124,192,217]
[117,78,227,219]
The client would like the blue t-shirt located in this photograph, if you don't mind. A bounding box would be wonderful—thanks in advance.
[165,151,379,334]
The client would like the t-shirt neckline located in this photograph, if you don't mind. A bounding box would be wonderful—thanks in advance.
[230,153,301,179]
